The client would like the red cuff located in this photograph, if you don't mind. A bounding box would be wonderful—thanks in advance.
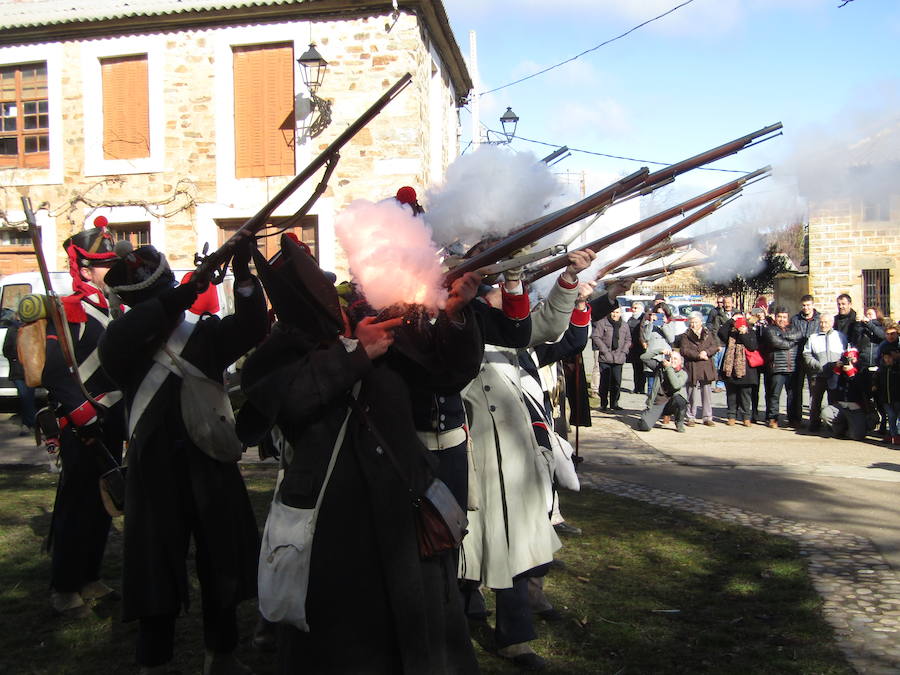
[501,284,530,320]
[570,305,591,327]
[557,275,578,290]
[62,400,98,428]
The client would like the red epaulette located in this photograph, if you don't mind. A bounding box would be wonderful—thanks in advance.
[61,294,88,323]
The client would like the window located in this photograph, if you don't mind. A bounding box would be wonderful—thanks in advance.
[100,55,149,160]
[862,268,890,316]
[0,62,49,169]
[216,216,318,264]
[109,221,150,248]
[232,43,295,178]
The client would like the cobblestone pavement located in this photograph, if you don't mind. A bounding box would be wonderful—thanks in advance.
[574,413,900,674]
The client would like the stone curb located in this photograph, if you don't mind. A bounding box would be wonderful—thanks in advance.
[576,469,900,675]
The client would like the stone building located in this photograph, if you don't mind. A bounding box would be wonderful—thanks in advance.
[805,127,899,317]
[0,0,471,281]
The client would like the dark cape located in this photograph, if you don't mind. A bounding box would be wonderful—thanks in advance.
[239,319,480,675]
[98,280,267,622]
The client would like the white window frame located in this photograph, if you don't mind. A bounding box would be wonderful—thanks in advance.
[0,43,64,186]
[81,35,165,176]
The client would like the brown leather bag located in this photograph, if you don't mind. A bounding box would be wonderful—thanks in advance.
[17,319,47,387]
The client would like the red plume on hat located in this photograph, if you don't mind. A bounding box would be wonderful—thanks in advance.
[733,316,748,330]
[395,186,423,214]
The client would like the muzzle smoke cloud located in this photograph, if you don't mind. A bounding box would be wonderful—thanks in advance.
[424,145,563,247]
[334,200,447,311]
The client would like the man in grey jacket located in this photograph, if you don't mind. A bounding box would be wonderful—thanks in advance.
[802,312,847,431]
[638,350,688,432]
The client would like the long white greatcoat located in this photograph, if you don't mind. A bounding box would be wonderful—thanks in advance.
[460,279,577,589]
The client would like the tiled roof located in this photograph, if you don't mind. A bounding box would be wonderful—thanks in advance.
[1,0,300,29]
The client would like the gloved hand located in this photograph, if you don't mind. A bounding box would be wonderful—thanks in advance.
[232,233,255,282]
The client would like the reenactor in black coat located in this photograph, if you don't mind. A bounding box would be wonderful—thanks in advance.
[100,241,267,675]
[43,225,126,616]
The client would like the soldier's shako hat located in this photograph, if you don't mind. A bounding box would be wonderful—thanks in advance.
[105,243,176,307]
[63,226,117,270]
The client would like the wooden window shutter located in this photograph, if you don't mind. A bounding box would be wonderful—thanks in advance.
[101,55,150,160]
[233,43,295,178]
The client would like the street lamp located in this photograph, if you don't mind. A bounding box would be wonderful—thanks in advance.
[499,107,519,143]
[297,43,328,94]
[297,43,331,138]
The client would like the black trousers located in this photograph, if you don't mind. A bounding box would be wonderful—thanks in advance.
[598,362,623,408]
[138,605,238,667]
[494,564,550,649]
[725,383,753,421]
[50,429,119,593]
[788,371,814,423]
[764,372,792,421]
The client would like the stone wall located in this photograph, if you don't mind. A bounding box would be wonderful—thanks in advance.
[808,197,900,316]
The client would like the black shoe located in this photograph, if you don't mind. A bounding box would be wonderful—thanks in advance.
[554,522,582,536]
[536,608,563,622]
[599,405,608,412]
[611,404,624,411]
[507,652,547,671]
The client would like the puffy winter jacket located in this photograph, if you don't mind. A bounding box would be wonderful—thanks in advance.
[802,329,847,376]
[762,325,801,375]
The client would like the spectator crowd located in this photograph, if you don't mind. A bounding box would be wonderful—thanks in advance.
[594,291,899,446]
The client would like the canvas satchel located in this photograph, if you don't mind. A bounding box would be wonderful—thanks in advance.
[162,345,243,463]
[257,385,357,631]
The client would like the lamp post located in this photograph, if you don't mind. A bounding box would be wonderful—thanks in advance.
[297,43,331,138]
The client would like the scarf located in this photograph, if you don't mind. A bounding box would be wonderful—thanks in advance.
[723,335,746,379]
[610,317,622,351]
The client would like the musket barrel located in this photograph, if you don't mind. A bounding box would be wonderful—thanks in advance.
[600,258,709,284]
[196,72,414,278]
[526,166,770,283]
[621,123,781,197]
[443,167,650,284]
[592,194,735,281]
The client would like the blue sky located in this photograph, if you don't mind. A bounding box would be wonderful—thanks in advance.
[445,0,900,197]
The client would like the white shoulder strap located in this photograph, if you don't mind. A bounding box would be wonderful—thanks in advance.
[127,317,197,439]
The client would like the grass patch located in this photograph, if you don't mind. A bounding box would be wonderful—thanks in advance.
[0,465,852,674]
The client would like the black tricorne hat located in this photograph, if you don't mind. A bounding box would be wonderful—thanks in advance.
[254,233,343,337]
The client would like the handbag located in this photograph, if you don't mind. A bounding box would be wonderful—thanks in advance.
[745,348,764,368]
[257,389,355,631]
[348,396,467,559]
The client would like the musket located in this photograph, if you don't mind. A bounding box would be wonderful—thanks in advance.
[193,72,413,282]
[599,258,710,285]
[638,227,732,264]
[592,192,740,281]
[525,166,771,283]
[615,123,782,202]
[444,167,651,284]
[21,197,125,515]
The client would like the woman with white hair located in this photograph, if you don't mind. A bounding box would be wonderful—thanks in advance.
[679,312,718,426]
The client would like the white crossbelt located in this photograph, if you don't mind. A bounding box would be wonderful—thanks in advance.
[127,317,197,440]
